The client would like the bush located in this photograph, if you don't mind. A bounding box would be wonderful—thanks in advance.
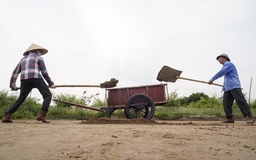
[187,97,222,108]
[250,99,256,108]
[180,92,209,106]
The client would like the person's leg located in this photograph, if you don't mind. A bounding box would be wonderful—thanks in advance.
[231,88,255,123]
[36,79,52,111]
[223,91,234,118]
[36,79,52,123]
[2,80,33,123]
[231,88,250,117]
[7,80,33,113]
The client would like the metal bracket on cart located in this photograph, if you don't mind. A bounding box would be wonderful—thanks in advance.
[100,107,115,118]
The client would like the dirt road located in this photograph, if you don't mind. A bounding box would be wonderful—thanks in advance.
[0,119,255,160]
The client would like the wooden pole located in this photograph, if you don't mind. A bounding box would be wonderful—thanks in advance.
[248,77,253,105]
[177,76,223,87]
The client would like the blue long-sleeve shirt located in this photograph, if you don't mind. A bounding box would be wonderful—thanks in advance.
[210,61,241,91]
[10,51,54,88]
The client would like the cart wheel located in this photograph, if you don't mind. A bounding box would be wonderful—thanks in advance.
[125,94,155,120]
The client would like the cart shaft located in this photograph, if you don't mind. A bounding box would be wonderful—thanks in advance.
[53,99,104,112]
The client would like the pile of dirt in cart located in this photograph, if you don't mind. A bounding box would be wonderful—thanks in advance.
[79,118,196,125]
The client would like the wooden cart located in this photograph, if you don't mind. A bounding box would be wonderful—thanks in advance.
[54,83,169,120]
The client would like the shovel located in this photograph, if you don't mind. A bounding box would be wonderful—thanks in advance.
[14,78,119,90]
[157,65,222,87]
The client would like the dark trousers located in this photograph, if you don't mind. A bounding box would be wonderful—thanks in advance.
[8,78,52,113]
[223,88,251,118]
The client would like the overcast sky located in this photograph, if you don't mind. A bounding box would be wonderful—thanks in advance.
[1,0,256,103]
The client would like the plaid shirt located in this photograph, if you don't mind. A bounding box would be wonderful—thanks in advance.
[10,51,54,88]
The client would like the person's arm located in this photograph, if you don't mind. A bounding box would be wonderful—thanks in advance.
[38,57,54,86]
[210,62,235,82]
[9,62,21,90]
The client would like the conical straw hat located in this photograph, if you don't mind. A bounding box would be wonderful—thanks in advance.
[23,43,48,56]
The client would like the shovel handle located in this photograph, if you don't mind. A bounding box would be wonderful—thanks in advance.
[12,78,118,91]
[177,76,223,87]
[14,84,109,91]
[55,85,100,88]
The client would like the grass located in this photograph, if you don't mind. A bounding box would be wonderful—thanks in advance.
[2,105,256,121]
[154,106,256,120]
[48,106,256,120]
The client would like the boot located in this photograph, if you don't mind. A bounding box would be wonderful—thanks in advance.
[36,110,50,123]
[2,112,13,123]
[247,112,255,124]
[221,116,234,123]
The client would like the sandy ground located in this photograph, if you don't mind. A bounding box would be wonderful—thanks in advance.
[0,118,255,160]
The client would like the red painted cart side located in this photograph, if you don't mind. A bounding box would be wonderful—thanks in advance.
[106,83,169,107]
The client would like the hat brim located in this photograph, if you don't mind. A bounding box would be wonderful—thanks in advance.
[216,56,230,61]
[23,49,48,56]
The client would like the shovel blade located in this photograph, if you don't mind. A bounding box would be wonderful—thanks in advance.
[157,65,182,82]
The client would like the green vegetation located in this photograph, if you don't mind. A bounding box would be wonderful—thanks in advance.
[0,90,255,120]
